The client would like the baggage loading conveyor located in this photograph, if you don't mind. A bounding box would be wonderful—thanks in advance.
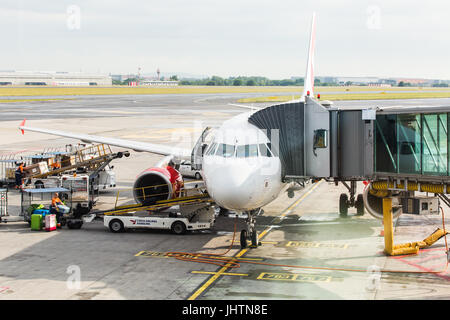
[91,192,216,234]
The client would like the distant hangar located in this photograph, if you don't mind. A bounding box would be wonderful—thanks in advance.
[0,71,112,86]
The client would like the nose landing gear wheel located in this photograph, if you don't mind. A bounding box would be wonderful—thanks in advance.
[355,194,365,216]
[250,230,260,248]
[240,230,248,249]
[339,193,349,217]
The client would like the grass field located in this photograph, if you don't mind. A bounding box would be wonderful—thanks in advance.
[0,85,304,97]
[0,98,74,103]
[237,90,450,103]
[0,85,449,98]
[0,86,449,104]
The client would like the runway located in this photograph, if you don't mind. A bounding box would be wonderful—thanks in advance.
[1,92,450,121]
[0,93,449,300]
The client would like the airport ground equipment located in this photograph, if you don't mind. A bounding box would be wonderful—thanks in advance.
[21,187,91,229]
[61,174,97,217]
[0,188,7,223]
[27,144,126,181]
[0,158,32,187]
[21,187,71,223]
[28,146,128,214]
[97,190,215,234]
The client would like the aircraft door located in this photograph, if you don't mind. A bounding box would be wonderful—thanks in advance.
[191,127,214,170]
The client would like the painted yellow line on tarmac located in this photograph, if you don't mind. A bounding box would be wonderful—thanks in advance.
[192,271,249,277]
[257,272,332,283]
[187,180,323,300]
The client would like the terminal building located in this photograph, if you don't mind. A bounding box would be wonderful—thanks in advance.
[0,71,112,86]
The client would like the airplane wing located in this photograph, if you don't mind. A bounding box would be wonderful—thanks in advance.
[228,103,261,111]
[19,120,192,158]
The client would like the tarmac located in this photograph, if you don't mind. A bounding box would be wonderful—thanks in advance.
[0,94,449,300]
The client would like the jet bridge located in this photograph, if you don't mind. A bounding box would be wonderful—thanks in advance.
[247,96,450,219]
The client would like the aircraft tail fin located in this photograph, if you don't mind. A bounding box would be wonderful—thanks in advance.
[302,12,316,100]
[19,119,26,135]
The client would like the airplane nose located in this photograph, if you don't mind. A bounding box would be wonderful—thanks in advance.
[204,163,256,210]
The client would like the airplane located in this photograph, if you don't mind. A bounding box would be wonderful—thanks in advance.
[19,13,318,248]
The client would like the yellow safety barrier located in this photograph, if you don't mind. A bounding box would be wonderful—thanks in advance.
[382,198,448,256]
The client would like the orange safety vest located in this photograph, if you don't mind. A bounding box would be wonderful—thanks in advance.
[51,162,61,169]
[52,197,62,207]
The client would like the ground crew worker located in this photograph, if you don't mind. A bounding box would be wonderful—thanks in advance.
[51,192,63,228]
[166,160,184,197]
[14,162,24,190]
[51,161,61,170]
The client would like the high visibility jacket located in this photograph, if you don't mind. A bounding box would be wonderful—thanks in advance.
[52,197,62,207]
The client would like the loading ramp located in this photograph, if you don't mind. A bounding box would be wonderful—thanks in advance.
[95,193,214,217]
[27,144,124,180]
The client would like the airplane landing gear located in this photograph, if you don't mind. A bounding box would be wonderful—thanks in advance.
[338,181,365,217]
[240,209,262,249]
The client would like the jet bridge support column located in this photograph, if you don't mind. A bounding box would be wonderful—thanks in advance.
[382,197,448,256]
[382,197,419,256]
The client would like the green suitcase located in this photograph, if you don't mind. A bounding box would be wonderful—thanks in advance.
[31,214,43,231]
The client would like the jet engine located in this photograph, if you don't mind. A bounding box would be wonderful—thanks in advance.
[133,167,181,205]
[363,186,403,220]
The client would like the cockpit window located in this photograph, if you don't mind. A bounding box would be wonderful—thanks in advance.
[248,144,258,157]
[236,145,247,158]
[236,144,259,158]
[206,143,217,156]
[259,144,272,157]
[215,143,235,157]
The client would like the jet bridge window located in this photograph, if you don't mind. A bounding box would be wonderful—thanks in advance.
[236,144,259,158]
[216,143,235,158]
[375,112,449,176]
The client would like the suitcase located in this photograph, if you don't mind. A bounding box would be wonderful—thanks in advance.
[33,209,50,217]
[31,214,43,231]
[45,214,56,232]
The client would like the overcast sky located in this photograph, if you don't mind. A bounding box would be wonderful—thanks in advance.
[0,0,448,79]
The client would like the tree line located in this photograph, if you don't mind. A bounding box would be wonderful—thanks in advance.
[178,76,340,86]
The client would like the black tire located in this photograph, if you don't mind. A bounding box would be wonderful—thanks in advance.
[339,193,349,217]
[67,220,83,230]
[171,221,186,235]
[34,180,44,189]
[355,194,365,216]
[240,230,248,249]
[251,230,258,247]
[195,172,201,180]
[109,219,124,233]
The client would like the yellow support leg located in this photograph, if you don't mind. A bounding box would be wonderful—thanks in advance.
[382,198,419,256]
